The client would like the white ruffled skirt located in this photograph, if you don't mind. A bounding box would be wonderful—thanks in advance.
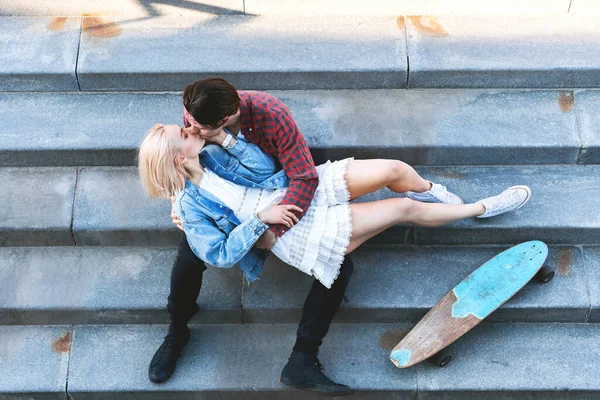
[271,158,353,289]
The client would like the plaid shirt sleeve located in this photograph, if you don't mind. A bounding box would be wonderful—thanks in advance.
[261,108,318,237]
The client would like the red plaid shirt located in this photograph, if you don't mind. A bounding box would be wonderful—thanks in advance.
[184,91,318,237]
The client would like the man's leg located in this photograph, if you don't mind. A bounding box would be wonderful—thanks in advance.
[149,233,207,383]
[280,255,354,395]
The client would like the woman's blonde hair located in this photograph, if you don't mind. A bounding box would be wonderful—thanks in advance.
[138,124,190,199]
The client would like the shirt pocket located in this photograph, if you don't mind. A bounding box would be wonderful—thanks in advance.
[224,156,240,171]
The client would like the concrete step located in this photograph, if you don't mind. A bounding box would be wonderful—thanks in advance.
[0,245,595,326]
[0,0,579,17]
[0,17,80,91]
[3,14,600,91]
[75,14,406,91]
[2,165,600,247]
[0,167,77,246]
[245,0,574,16]
[0,325,71,400]
[404,14,600,88]
[27,322,599,399]
[0,15,406,92]
[2,89,598,167]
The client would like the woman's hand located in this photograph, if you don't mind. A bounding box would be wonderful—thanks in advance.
[257,204,303,228]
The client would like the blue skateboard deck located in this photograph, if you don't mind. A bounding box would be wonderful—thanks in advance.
[390,241,549,368]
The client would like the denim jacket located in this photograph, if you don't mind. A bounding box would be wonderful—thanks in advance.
[174,136,289,282]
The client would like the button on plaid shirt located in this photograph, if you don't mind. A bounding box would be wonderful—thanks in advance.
[184,91,318,237]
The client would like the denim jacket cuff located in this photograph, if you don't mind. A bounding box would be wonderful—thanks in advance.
[248,213,269,236]
[225,137,247,156]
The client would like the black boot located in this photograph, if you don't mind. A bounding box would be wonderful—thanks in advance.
[280,351,352,396]
[148,325,191,383]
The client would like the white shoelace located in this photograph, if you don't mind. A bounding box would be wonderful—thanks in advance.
[430,184,452,203]
[486,189,522,213]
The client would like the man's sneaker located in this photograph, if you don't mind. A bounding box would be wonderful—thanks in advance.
[406,182,464,205]
[280,351,352,396]
[148,325,190,383]
[476,185,532,218]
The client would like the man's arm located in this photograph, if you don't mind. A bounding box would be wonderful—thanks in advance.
[262,109,318,237]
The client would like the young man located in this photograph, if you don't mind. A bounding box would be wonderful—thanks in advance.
[148,78,465,394]
[148,77,354,395]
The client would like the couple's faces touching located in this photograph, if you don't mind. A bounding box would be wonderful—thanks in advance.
[183,113,233,139]
[165,124,206,163]
[182,123,223,139]
[183,110,241,139]
[168,110,240,165]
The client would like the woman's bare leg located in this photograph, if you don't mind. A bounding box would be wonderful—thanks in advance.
[345,198,484,254]
[344,159,431,200]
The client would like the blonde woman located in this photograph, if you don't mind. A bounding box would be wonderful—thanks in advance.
[139,122,531,392]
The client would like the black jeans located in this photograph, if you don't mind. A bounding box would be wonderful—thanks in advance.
[167,233,355,357]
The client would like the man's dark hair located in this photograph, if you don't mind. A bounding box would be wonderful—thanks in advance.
[183,78,240,129]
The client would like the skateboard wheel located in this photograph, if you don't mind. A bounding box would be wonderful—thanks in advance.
[535,265,555,283]
[428,349,452,367]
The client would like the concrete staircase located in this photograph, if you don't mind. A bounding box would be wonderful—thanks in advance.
[1,3,600,399]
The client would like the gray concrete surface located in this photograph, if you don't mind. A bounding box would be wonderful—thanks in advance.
[583,247,600,322]
[73,167,177,245]
[0,0,244,17]
[278,89,581,165]
[245,0,570,15]
[417,323,600,399]
[0,245,588,326]
[0,92,182,166]
[406,15,600,88]
[66,323,417,399]
[0,17,80,91]
[76,15,406,91]
[65,323,600,399]
[0,247,242,325]
[0,89,584,167]
[244,246,589,324]
[573,90,600,164]
[4,14,600,92]
[0,167,77,246]
[0,325,70,399]
[0,0,569,17]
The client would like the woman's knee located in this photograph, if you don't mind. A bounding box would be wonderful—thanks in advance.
[394,197,425,222]
[384,160,411,182]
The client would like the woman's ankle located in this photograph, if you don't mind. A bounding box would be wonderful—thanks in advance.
[411,180,432,193]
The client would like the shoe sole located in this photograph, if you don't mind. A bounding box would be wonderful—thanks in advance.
[405,193,465,205]
[477,185,531,219]
[280,377,353,396]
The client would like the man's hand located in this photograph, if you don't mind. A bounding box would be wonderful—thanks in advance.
[170,195,184,232]
[204,129,228,145]
[254,229,277,250]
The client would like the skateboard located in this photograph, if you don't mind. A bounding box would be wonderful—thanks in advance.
[390,240,554,368]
